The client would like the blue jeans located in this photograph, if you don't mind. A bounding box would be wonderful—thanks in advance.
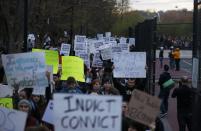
[159,89,170,114]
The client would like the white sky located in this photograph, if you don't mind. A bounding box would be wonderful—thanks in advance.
[130,0,193,11]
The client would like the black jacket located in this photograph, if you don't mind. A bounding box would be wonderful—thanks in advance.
[172,84,195,113]
[158,72,171,87]
[158,72,172,98]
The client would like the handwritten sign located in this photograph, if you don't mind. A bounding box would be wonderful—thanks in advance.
[97,34,104,40]
[53,94,122,131]
[42,100,54,124]
[94,41,104,51]
[2,52,48,89]
[111,46,122,53]
[74,35,87,51]
[128,90,160,128]
[118,43,129,52]
[105,32,111,37]
[113,52,146,78]
[32,49,59,74]
[0,98,13,109]
[100,48,112,60]
[0,84,13,98]
[61,56,85,82]
[60,43,71,56]
[92,52,103,68]
[119,37,127,43]
[75,35,86,43]
[75,52,90,69]
[129,38,135,46]
[0,107,27,131]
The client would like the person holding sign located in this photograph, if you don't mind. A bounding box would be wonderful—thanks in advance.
[114,78,140,102]
[18,99,39,129]
[60,76,82,94]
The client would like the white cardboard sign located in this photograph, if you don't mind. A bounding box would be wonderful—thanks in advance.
[60,43,71,56]
[0,107,27,131]
[113,52,146,78]
[92,52,103,67]
[2,52,48,89]
[42,100,54,124]
[0,84,13,98]
[53,94,122,131]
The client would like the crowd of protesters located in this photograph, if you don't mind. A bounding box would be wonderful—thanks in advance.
[0,33,195,131]
[158,35,192,50]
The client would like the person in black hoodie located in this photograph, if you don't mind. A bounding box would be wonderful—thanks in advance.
[172,76,194,131]
[114,78,141,102]
[158,64,172,115]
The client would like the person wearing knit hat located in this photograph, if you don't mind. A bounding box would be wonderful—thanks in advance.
[18,99,32,113]
[18,99,39,128]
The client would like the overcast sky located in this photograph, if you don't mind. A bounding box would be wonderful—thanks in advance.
[130,0,193,11]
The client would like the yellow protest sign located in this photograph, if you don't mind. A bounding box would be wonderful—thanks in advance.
[61,56,85,82]
[32,49,59,74]
[0,98,13,109]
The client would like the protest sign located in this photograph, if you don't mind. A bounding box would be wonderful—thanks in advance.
[53,94,122,131]
[100,48,112,60]
[119,37,127,43]
[74,35,87,51]
[92,52,103,67]
[111,46,122,53]
[129,38,135,45]
[33,65,53,95]
[0,107,27,131]
[32,49,59,74]
[97,34,104,40]
[2,52,48,89]
[113,52,146,78]
[118,43,129,52]
[42,100,54,124]
[128,90,161,128]
[0,98,13,109]
[75,35,86,43]
[75,52,90,69]
[74,42,87,52]
[61,56,85,82]
[60,43,71,56]
[105,32,111,37]
[0,84,13,98]
[93,40,104,51]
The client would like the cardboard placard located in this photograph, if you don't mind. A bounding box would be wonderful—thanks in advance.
[53,94,122,131]
[0,98,13,109]
[60,43,71,56]
[128,90,161,128]
[61,56,85,82]
[2,52,48,89]
[113,52,146,78]
[0,84,13,98]
[42,100,54,124]
[32,49,59,74]
[0,107,27,131]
